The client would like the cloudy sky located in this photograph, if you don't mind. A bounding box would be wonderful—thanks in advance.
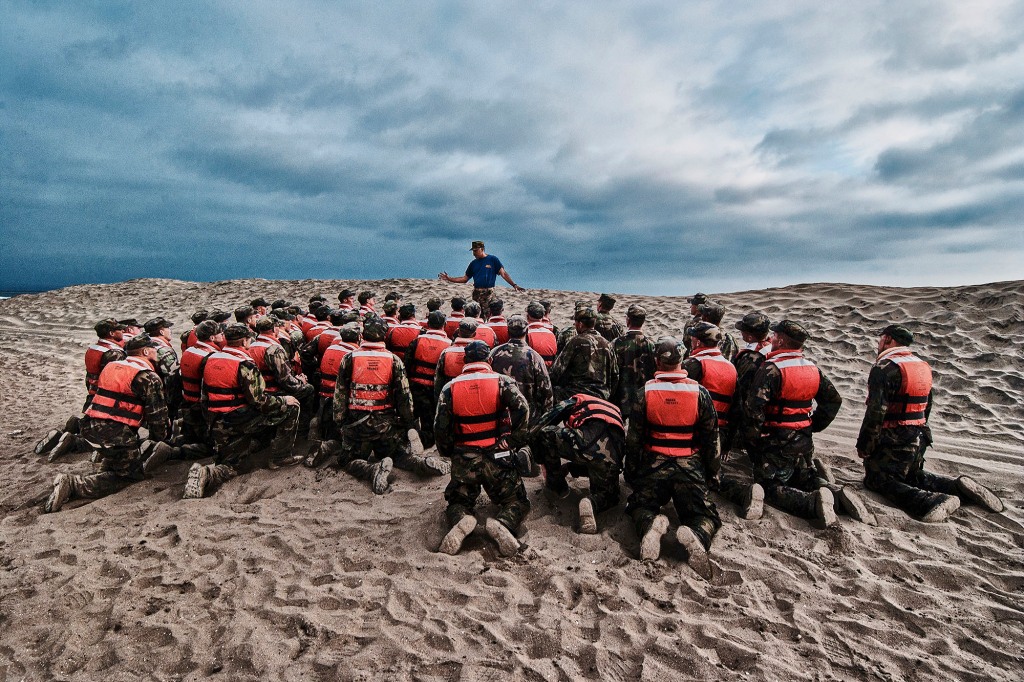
[2,1,1022,294]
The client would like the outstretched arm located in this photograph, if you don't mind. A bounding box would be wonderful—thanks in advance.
[498,268,524,292]
[439,271,471,284]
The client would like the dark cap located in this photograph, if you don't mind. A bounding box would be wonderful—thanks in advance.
[426,296,443,310]
[688,293,708,305]
[881,324,914,346]
[209,310,232,323]
[770,319,809,344]
[250,297,270,308]
[339,322,361,342]
[698,303,725,325]
[328,308,346,325]
[464,340,490,362]
[143,317,173,335]
[471,240,485,250]
[234,305,255,322]
[313,305,332,321]
[690,322,723,346]
[339,309,360,325]
[271,309,295,321]
[526,302,545,319]
[125,333,160,352]
[451,296,466,310]
[507,314,528,337]
[574,307,597,323]
[598,293,616,308]
[399,303,416,319]
[253,316,276,333]
[427,310,446,328]
[382,300,398,314]
[95,318,126,337]
[309,294,328,304]
[362,315,388,341]
[488,299,504,314]
[338,289,356,302]
[358,290,375,305]
[224,323,255,342]
[190,310,209,325]
[195,320,222,341]
[271,299,288,310]
[464,302,481,318]
[457,319,479,336]
[118,318,141,328]
[384,291,401,302]
[735,312,771,336]
[626,304,647,321]
[539,300,552,313]
[655,336,683,365]
[309,300,327,313]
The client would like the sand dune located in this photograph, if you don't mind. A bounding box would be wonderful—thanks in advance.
[0,278,1021,680]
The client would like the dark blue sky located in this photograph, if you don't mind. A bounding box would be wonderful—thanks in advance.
[2,1,1022,294]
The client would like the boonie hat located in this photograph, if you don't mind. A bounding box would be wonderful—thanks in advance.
[735,312,771,336]
[770,319,809,344]
[506,314,528,336]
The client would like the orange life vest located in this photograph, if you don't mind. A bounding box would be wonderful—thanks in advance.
[474,323,497,348]
[444,312,465,339]
[878,347,932,427]
[566,394,625,431]
[439,338,472,381]
[84,338,125,396]
[248,334,283,393]
[643,371,701,457]
[408,331,451,387]
[84,356,152,427]
[202,347,252,414]
[450,363,503,448]
[692,348,738,427]
[526,322,557,367]
[386,321,422,356]
[348,343,394,411]
[316,328,341,358]
[297,315,316,334]
[180,341,218,404]
[763,350,820,430]
[319,342,357,399]
[487,316,509,345]
[304,321,330,343]
[181,328,199,353]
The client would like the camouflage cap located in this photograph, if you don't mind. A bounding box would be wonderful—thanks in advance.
[464,340,490,362]
[506,314,528,336]
[339,309,361,325]
[626,304,647,321]
[271,299,288,310]
[450,296,466,310]
[338,289,356,302]
[457,318,479,337]
[735,312,771,336]
[384,291,401,302]
[688,293,708,305]
[526,302,545,319]
[253,315,276,333]
[328,308,346,325]
[234,305,255,322]
[426,310,446,328]
[313,306,332,321]
[271,309,295,321]
[471,240,485,250]
[881,324,914,346]
[94,318,126,337]
[143,317,173,334]
[209,310,233,323]
[190,310,209,325]
[382,300,398,315]
[690,322,723,346]
[574,307,598,322]
[223,323,255,341]
[339,322,361,342]
[698,303,726,325]
[598,293,616,308]
[194,320,222,341]
[654,336,683,365]
[124,333,160,352]
[488,299,504,314]
[118,318,141,328]
[250,297,270,308]
[770,319,809,344]
[464,302,481,318]
[309,294,328,304]
[426,296,443,311]
[399,303,416,319]
[362,315,387,341]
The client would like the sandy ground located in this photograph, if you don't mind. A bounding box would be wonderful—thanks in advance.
[0,277,1021,681]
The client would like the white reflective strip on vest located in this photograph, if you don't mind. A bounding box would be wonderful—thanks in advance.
[646,382,700,394]
[449,370,501,386]
[352,350,393,359]
[693,350,730,363]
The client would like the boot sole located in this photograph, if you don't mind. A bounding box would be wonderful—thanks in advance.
[921,496,961,523]
[640,515,669,561]
[44,474,71,513]
[438,515,478,555]
[485,518,521,557]
[742,484,765,520]
[837,487,877,526]
[372,457,393,494]
[183,463,208,499]
[34,429,62,455]
[578,497,598,534]
[816,487,838,527]
[957,477,1004,513]
[676,526,712,580]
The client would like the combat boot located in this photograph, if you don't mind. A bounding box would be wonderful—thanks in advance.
[44,474,72,513]
[640,514,669,561]
[485,518,521,557]
[578,497,598,534]
[422,455,451,476]
[543,466,570,499]
[813,457,836,484]
[439,515,478,555]
[46,433,75,463]
[34,429,62,455]
[676,526,712,580]
[741,483,765,520]
[956,476,1003,513]
[835,487,877,525]
[182,463,209,500]
[372,457,393,494]
[815,487,838,527]
[921,494,960,522]
[142,442,177,475]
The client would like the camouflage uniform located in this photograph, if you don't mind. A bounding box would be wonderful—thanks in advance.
[434,370,531,531]
[680,314,701,358]
[556,325,576,354]
[471,287,495,315]
[624,378,721,549]
[856,352,957,517]
[610,330,656,417]
[595,313,624,343]
[549,329,619,402]
[531,397,625,513]
[719,332,740,363]
[740,357,842,518]
[488,338,553,424]
[259,334,316,428]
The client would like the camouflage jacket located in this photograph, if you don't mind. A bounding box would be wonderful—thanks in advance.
[550,329,619,400]
[855,351,933,454]
[86,367,170,445]
[741,355,843,444]
[489,338,553,422]
[681,315,701,358]
[719,333,739,362]
[434,366,530,457]
[595,312,624,343]
[556,326,576,354]
[262,340,310,396]
[611,330,656,407]
[333,343,415,427]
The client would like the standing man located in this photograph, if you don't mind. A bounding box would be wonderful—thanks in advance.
[681,293,708,357]
[857,325,1003,521]
[439,240,525,314]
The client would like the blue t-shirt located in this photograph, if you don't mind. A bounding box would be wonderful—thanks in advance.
[465,254,503,288]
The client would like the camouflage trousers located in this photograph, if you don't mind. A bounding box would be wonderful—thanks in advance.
[175,402,212,458]
[67,421,146,500]
[338,411,413,466]
[532,424,623,513]
[864,429,958,518]
[625,457,721,550]
[749,429,828,519]
[445,451,530,532]
[471,287,495,314]
[410,383,438,449]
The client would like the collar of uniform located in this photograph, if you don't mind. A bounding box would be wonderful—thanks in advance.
[877,345,912,362]
[425,329,448,337]
[125,355,154,371]
[461,361,493,374]
[691,348,722,358]
[257,333,279,345]
[653,370,689,382]
[448,311,465,319]
[222,346,251,359]
[626,328,644,334]
[488,316,506,323]
[766,348,802,360]
[453,337,473,346]
[359,341,387,350]
[193,341,219,353]
[400,320,421,328]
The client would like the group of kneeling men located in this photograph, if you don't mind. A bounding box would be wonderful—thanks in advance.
[36,289,1004,579]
